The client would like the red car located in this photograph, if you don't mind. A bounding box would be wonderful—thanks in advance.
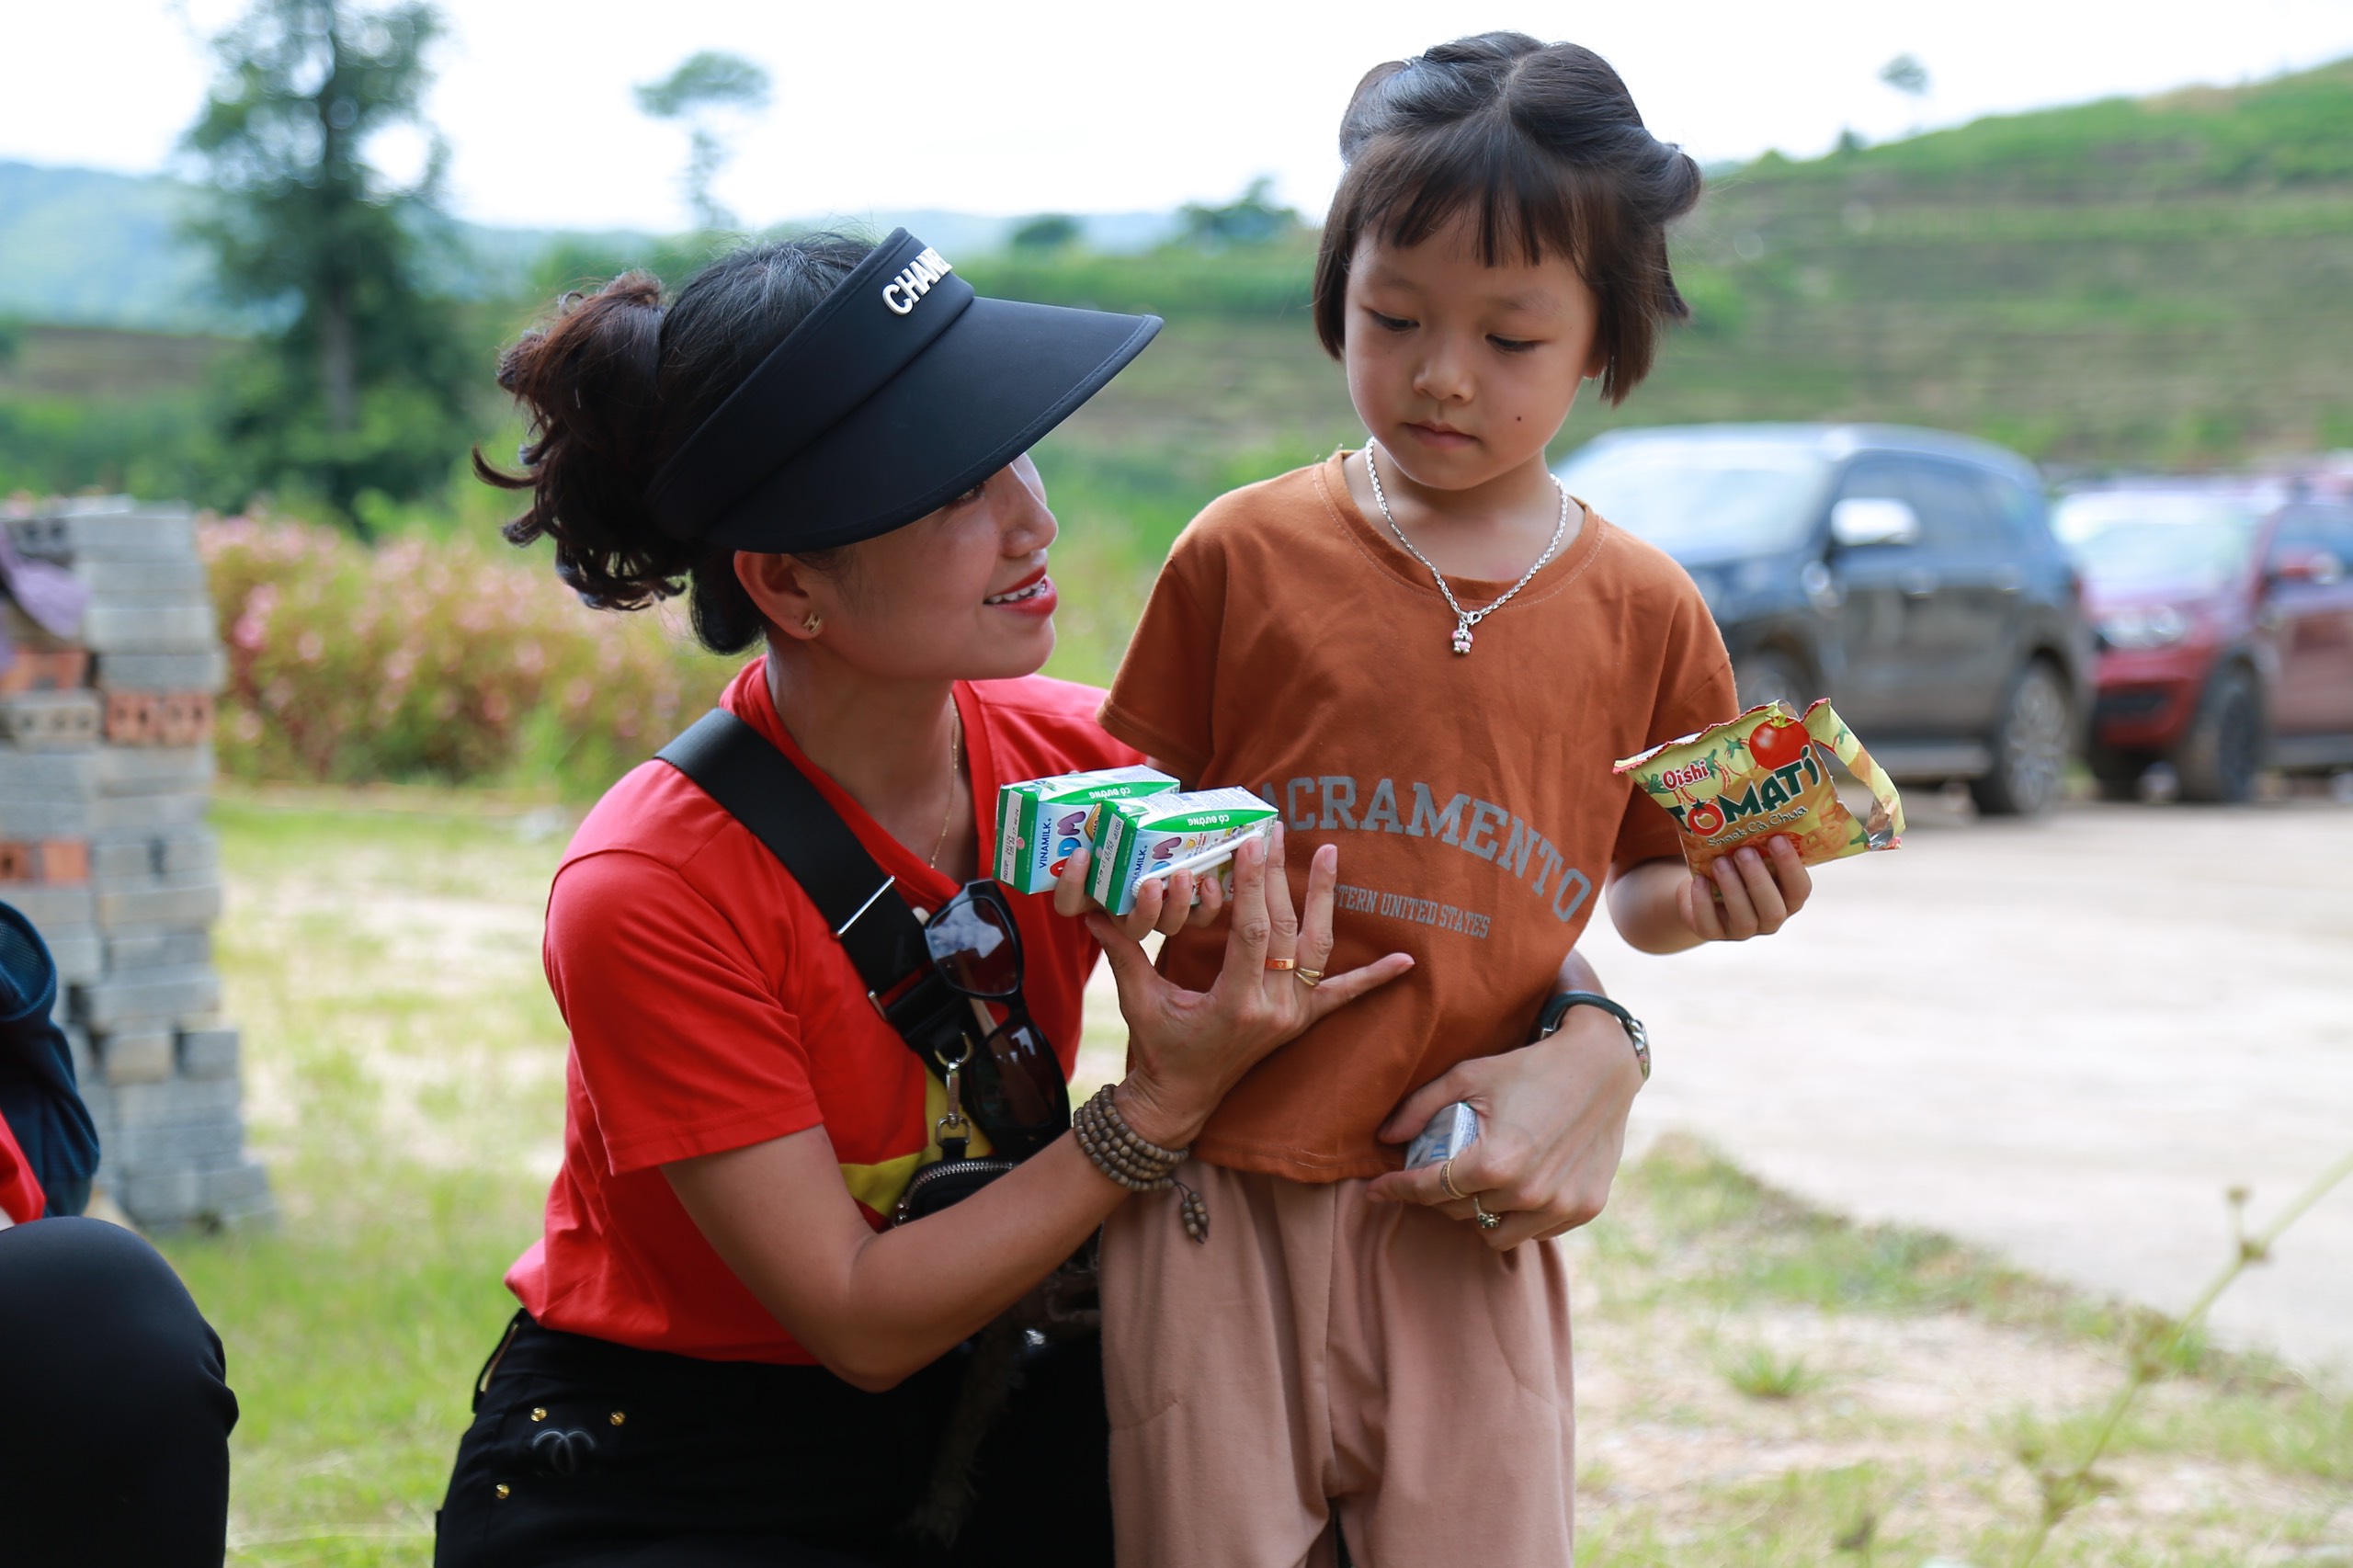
[2058,486,2353,801]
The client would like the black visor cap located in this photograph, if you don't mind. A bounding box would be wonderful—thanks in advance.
[644,230,1161,554]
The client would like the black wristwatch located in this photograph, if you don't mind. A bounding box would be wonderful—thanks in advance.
[1536,991,1650,1082]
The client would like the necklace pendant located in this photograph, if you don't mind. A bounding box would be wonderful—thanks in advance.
[1451,624,1473,655]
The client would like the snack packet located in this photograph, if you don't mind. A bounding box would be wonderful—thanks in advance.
[1087,786,1279,915]
[994,766,1180,894]
[1613,699,1904,876]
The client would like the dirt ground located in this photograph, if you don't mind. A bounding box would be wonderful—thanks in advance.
[1584,787,2353,1379]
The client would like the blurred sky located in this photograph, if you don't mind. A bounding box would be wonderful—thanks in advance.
[7,0,2352,233]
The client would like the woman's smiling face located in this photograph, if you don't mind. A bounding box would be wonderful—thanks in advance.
[1343,214,1607,494]
[776,452,1063,682]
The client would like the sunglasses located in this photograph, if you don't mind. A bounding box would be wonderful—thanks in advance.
[920,880,1070,1158]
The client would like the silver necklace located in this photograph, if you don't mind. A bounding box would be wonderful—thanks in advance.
[1363,441,1570,654]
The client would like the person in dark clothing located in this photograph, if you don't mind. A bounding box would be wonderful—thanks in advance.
[0,1216,240,1566]
[0,901,239,1567]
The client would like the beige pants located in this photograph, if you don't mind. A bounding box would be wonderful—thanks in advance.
[1100,1159,1575,1568]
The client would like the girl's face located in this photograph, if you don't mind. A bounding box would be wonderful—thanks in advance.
[772,452,1063,682]
[1343,214,1607,494]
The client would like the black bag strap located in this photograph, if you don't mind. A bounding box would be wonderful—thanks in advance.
[656,709,971,1072]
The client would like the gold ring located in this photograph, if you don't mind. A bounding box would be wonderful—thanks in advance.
[1296,966,1324,988]
[1438,1158,1465,1201]
[1265,957,1297,971]
[1472,1193,1503,1231]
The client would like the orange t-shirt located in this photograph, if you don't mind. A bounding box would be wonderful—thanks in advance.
[506,662,1132,1362]
[1101,451,1734,1180]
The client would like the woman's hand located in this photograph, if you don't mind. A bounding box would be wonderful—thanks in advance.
[1087,824,1412,1148]
[1608,835,1814,954]
[1051,843,1225,941]
[1363,967,1643,1251]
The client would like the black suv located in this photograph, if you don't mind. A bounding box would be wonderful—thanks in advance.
[1556,423,2092,815]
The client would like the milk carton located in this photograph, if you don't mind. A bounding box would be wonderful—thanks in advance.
[1087,787,1279,915]
[994,766,1180,894]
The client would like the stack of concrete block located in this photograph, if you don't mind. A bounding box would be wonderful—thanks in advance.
[1,496,269,1229]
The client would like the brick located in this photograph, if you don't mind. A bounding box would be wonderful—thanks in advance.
[97,1028,175,1085]
[0,648,91,695]
[0,748,99,802]
[74,557,208,597]
[90,791,210,833]
[103,690,215,746]
[79,604,216,653]
[93,878,222,931]
[108,1109,245,1170]
[0,841,88,884]
[177,1026,240,1080]
[92,651,227,694]
[7,508,199,564]
[71,964,219,1028]
[102,927,210,971]
[0,690,102,749]
[94,745,214,797]
[200,1160,271,1214]
[42,925,102,986]
[114,1075,242,1127]
[0,883,96,930]
[120,1166,202,1221]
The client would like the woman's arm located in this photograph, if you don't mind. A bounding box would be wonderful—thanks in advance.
[1362,947,1642,1249]
[665,1120,1129,1391]
[666,827,1410,1389]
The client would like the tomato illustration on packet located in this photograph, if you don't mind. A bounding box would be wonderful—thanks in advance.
[1614,699,1905,877]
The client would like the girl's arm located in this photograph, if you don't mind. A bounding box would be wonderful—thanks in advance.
[1606,835,1813,953]
[665,829,1411,1391]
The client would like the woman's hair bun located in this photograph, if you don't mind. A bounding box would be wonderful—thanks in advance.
[477,233,872,652]
[477,274,684,611]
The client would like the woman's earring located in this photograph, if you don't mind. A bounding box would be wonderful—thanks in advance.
[801,612,823,636]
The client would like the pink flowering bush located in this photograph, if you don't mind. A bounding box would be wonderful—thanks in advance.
[200,516,738,794]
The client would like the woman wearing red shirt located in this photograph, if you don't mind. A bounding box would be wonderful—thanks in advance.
[432,233,1412,1567]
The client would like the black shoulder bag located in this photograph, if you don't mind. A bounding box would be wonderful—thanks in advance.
[657,710,1101,1545]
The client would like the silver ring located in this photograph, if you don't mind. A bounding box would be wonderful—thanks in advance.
[1472,1193,1503,1232]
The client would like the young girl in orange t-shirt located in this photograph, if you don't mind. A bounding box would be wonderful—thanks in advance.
[1078,32,1822,1563]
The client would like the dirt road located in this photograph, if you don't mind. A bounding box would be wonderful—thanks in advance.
[1582,790,2353,1375]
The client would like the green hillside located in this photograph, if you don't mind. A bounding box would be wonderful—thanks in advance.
[1021,54,2353,481]
[5,56,2349,520]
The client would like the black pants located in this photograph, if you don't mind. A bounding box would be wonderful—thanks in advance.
[435,1313,1115,1568]
[0,1216,239,1568]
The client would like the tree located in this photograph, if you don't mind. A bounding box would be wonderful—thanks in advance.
[1010,213,1083,254]
[635,51,772,232]
[1879,53,1929,100]
[1176,176,1302,250]
[183,0,475,530]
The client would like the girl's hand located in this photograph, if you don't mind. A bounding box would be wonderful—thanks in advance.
[1677,835,1813,942]
[1607,835,1814,954]
[1051,843,1226,941]
[1087,824,1413,1148]
[1364,1002,1643,1251]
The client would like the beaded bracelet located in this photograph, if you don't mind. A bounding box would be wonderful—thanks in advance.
[1075,1085,1209,1244]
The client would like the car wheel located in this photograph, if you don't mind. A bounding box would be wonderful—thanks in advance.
[1733,651,1811,712]
[2087,745,2148,802]
[1970,661,2073,817]
[2173,665,2265,804]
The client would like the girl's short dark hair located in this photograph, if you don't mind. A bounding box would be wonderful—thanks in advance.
[475,233,870,653]
[1311,33,1701,404]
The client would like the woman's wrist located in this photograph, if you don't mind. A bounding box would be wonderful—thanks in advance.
[1110,1074,1209,1151]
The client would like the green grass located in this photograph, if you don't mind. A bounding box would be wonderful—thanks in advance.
[157,794,2353,1566]
[160,790,570,1565]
